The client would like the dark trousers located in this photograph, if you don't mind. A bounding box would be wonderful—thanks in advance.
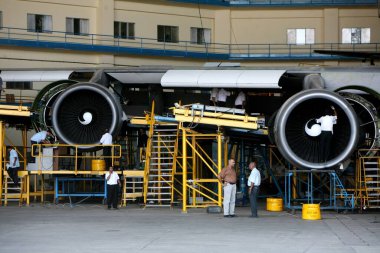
[250,186,259,217]
[218,101,226,107]
[107,184,118,208]
[320,131,333,162]
[103,146,111,169]
[235,105,243,109]
[7,167,19,185]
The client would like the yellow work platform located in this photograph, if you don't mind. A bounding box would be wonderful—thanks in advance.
[0,104,31,117]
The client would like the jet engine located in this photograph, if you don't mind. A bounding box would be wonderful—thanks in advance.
[50,82,123,150]
[274,89,360,169]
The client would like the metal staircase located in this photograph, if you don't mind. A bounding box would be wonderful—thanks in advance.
[362,156,380,208]
[145,124,178,207]
[331,172,355,210]
[1,171,26,206]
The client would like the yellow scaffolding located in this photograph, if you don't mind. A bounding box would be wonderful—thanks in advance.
[180,125,224,213]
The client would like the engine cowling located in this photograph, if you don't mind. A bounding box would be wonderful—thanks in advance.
[274,89,359,169]
[51,82,123,150]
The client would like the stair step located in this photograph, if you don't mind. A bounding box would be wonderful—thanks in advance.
[152,146,175,148]
[153,134,176,137]
[147,192,171,195]
[150,163,173,165]
[145,204,171,207]
[368,200,380,203]
[150,157,174,160]
[365,168,380,171]
[147,198,171,201]
[368,193,380,196]
[367,187,380,190]
[365,181,380,184]
[365,175,380,177]
[148,186,171,189]
[151,151,173,154]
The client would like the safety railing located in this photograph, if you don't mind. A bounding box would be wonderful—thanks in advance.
[30,143,121,173]
[1,27,379,60]
[171,0,377,6]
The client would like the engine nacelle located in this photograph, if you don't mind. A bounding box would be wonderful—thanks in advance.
[274,89,359,169]
[51,82,123,150]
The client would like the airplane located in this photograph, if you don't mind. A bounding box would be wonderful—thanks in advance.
[1,64,379,170]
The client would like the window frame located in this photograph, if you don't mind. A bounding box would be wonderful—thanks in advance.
[27,13,52,33]
[287,28,315,45]
[114,21,135,39]
[190,27,211,45]
[157,25,179,43]
[66,17,89,36]
[342,28,370,44]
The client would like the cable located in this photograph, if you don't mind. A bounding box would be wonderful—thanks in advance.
[197,0,209,59]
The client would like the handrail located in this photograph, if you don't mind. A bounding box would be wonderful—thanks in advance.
[1,26,379,60]
[170,0,377,6]
[30,143,121,173]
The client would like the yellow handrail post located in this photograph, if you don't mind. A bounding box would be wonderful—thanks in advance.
[217,130,222,207]
[192,134,196,206]
[182,126,187,213]
[0,121,4,206]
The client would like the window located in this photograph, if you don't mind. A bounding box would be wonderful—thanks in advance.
[287,28,315,45]
[157,25,179,43]
[0,11,3,29]
[114,21,135,39]
[190,27,211,44]
[27,14,52,33]
[342,28,370,44]
[66,18,89,35]
[6,82,33,90]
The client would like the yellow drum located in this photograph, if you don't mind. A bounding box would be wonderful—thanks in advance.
[266,198,283,211]
[92,159,106,171]
[302,203,321,220]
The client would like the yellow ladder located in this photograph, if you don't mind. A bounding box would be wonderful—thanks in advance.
[1,171,27,206]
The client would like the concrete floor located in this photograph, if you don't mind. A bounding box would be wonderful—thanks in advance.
[0,203,379,253]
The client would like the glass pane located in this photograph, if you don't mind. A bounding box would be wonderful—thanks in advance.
[128,23,135,38]
[121,22,127,38]
[306,29,315,44]
[114,22,119,37]
[296,29,306,45]
[361,28,370,43]
[342,28,351,43]
[287,29,296,44]
[157,25,164,42]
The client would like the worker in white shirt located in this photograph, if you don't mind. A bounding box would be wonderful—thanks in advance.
[105,166,121,210]
[100,129,113,168]
[316,106,337,162]
[217,88,231,107]
[247,161,261,218]
[30,129,54,163]
[7,146,20,185]
[209,88,218,106]
[234,91,246,109]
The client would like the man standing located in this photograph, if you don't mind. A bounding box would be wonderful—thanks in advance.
[105,166,121,210]
[216,88,231,107]
[218,159,237,217]
[209,88,218,106]
[136,129,148,169]
[7,147,20,185]
[316,106,337,162]
[234,91,246,109]
[247,161,261,218]
[100,129,113,168]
